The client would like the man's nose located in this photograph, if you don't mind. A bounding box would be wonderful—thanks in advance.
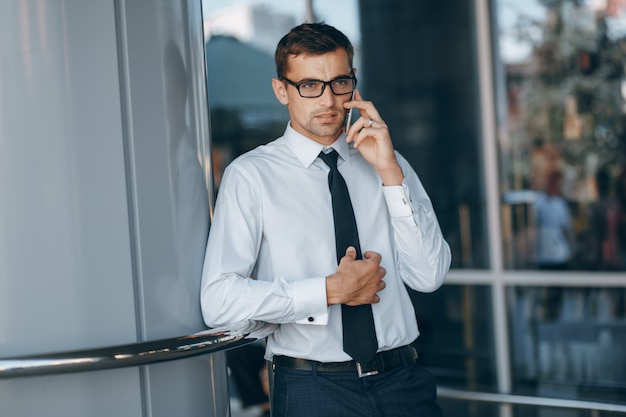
[318,84,337,106]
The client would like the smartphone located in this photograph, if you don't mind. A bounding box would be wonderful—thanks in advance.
[344,91,355,133]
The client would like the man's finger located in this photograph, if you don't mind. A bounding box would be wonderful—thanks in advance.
[342,246,357,260]
[363,250,382,263]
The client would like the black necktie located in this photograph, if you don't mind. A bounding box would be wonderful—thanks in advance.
[319,150,378,364]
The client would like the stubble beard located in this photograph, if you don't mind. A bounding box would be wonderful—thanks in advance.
[305,109,346,142]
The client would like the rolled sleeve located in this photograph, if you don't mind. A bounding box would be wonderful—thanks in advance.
[293,276,329,325]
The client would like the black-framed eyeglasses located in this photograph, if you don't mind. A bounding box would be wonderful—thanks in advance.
[280,74,357,98]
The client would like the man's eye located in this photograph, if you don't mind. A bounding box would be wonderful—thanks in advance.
[333,78,350,87]
[300,82,321,90]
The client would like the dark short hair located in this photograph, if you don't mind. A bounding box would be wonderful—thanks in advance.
[274,22,354,79]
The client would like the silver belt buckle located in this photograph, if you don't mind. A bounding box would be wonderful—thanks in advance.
[356,362,379,378]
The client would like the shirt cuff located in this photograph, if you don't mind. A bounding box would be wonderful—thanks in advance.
[382,184,414,217]
[293,277,329,325]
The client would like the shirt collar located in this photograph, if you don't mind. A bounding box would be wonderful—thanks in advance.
[284,123,352,168]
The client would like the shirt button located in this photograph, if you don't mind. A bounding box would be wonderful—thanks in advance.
[307,316,315,322]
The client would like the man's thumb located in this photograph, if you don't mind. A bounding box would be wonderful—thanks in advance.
[344,246,357,259]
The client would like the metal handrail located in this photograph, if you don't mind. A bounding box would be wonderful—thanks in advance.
[7,327,624,415]
[0,320,277,379]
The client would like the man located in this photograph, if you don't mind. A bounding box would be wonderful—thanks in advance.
[201,22,451,417]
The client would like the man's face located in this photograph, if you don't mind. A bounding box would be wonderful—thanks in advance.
[272,49,353,146]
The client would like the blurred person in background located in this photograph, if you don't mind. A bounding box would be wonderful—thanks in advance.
[533,170,575,270]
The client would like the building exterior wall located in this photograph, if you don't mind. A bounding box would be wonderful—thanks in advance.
[0,1,225,416]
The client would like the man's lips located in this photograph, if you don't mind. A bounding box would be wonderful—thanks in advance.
[315,112,340,123]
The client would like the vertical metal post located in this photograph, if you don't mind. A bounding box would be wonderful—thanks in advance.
[474,1,513,416]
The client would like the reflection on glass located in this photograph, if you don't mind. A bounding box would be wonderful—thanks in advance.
[509,287,626,404]
[358,1,486,269]
[162,38,210,329]
[533,170,576,270]
[496,0,626,271]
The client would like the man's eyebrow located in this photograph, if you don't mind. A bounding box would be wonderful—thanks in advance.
[297,74,353,83]
[296,77,322,83]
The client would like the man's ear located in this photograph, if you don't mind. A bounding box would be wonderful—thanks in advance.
[272,78,289,105]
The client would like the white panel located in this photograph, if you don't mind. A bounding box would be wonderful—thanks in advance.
[0,0,142,415]
[0,0,136,352]
[116,0,210,341]
[116,0,224,415]
[0,0,225,415]
[0,369,142,417]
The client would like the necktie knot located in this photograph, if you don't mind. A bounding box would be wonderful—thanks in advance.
[319,150,339,169]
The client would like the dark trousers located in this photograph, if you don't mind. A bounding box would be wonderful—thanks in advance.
[271,361,443,417]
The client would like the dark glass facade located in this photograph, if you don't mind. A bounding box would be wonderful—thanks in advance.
[359,0,488,270]
[202,0,626,414]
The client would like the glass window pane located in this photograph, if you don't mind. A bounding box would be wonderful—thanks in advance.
[508,286,626,403]
[359,1,488,268]
[495,0,626,271]
[411,285,497,391]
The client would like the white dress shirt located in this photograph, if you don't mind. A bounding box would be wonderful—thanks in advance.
[201,124,451,362]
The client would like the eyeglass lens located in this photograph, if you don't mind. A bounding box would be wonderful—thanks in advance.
[298,78,355,97]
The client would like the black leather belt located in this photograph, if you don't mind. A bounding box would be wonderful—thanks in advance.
[273,345,418,378]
